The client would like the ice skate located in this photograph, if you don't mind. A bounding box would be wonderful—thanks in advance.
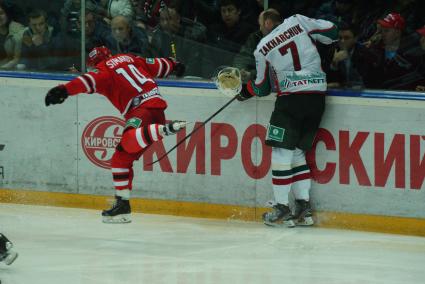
[0,234,18,265]
[262,204,295,227]
[162,120,187,136]
[294,199,314,226]
[102,196,131,223]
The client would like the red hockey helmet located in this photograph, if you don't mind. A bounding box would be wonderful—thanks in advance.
[87,46,112,67]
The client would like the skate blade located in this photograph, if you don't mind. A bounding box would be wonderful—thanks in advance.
[264,219,296,228]
[296,216,314,226]
[102,214,131,224]
[4,251,18,265]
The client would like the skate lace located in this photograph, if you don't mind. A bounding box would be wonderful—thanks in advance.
[110,199,121,209]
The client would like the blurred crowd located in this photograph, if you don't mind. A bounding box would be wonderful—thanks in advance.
[0,0,424,91]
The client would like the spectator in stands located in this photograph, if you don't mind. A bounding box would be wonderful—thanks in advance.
[24,1,63,30]
[0,2,24,69]
[137,0,171,29]
[79,10,109,52]
[151,1,207,77]
[233,8,281,82]
[386,0,424,34]
[208,0,253,53]
[327,23,369,89]
[60,0,82,34]
[1,0,27,24]
[363,13,421,90]
[61,1,110,30]
[315,0,358,27]
[51,8,107,72]
[355,0,390,43]
[131,0,149,30]
[50,19,82,72]
[206,0,253,74]
[20,9,55,71]
[104,15,152,56]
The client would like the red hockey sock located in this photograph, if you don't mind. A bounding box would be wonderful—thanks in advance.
[111,167,133,190]
[121,124,164,154]
[111,149,141,191]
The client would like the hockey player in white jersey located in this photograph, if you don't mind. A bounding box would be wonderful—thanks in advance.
[237,14,338,227]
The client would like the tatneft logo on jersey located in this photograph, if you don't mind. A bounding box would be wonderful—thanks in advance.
[81,116,125,169]
[280,72,326,89]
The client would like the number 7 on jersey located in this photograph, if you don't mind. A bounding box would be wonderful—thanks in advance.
[278,41,301,71]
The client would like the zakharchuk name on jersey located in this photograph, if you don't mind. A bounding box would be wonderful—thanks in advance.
[259,24,304,56]
[280,72,326,88]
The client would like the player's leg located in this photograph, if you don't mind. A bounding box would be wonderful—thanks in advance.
[102,109,162,223]
[0,233,18,265]
[120,109,187,154]
[102,149,139,223]
[263,109,300,227]
[102,108,187,223]
[292,94,326,226]
[291,148,313,226]
[263,147,296,227]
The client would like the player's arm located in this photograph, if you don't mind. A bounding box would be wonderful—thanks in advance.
[238,49,272,101]
[296,14,338,45]
[139,57,185,79]
[45,71,110,106]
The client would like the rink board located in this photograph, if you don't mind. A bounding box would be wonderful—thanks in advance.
[0,77,425,235]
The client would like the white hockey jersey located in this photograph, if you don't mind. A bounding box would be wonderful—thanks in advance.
[247,14,337,96]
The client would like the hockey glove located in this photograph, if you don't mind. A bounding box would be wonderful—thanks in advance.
[169,57,185,77]
[237,84,254,101]
[45,85,69,106]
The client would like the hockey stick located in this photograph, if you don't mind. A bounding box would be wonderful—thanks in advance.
[148,94,238,165]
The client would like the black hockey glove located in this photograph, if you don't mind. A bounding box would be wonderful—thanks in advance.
[45,85,69,106]
[237,84,254,102]
[169,57,185,77]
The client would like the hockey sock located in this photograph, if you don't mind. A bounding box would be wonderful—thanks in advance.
[111,149,140,192]
[271,147,295,205]
[121,124,164,154]
[111,167,133,192]
[291,148,311,201]
[115,189,130,200]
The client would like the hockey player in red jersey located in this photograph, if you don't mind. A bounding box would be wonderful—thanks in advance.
[45,46,187,223]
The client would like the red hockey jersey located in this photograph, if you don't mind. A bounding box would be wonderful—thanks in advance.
[64,54,177,115]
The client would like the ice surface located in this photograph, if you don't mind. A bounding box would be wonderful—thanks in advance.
[1,203,425,284]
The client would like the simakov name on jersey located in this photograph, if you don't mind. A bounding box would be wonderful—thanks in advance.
[106,55,135,68]
[259,24,304,56]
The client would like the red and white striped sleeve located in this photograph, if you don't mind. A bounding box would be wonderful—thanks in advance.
[140,57,176,78]
[64,70,110,96]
